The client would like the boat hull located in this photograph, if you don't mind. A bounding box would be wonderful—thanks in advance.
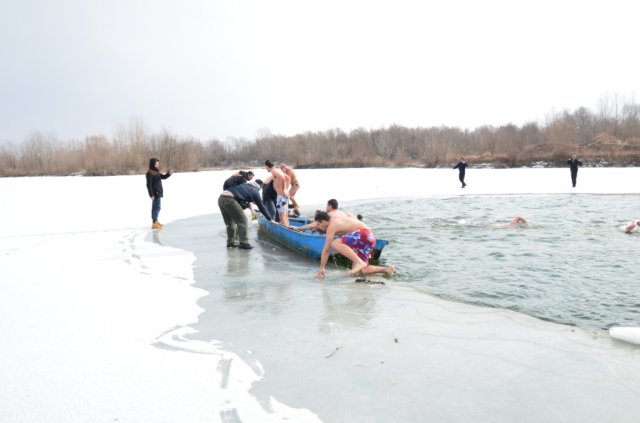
[256,214,388,265]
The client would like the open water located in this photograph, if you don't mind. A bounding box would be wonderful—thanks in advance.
[167,192,640,332]
[158,192,640,422]
[353,193,640,330]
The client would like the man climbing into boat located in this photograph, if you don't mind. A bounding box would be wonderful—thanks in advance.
[313,211,395,279]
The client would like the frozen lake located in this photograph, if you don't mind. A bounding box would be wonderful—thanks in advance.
[1,167,640,422]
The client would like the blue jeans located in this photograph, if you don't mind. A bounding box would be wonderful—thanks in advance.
[152,197,161,222]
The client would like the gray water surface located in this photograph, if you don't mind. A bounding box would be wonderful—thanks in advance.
[366,194,640,330]
[164,194,640,332]
[155,193,640,423]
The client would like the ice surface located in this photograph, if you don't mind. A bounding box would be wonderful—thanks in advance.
[1,167,639,422]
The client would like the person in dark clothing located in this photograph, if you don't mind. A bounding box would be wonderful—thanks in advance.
[222,170,252,190]
[261,176,279,222]
[453,158,467,188]
[567,155,582,187]
[218,183,274,249]
[145,158,172,229]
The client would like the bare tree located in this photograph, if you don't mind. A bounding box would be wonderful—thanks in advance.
[20,131,56,175]
[0,142,18,176]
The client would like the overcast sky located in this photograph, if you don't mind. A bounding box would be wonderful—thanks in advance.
[1,0,639,144]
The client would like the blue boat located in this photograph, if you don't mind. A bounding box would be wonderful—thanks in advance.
[256,213,389,265]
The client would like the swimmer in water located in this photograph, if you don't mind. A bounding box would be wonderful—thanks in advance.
[508,216,528,226]
[624,220,640,234]
[491,216,529,228]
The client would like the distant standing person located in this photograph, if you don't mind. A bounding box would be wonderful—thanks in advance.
[567,155,582,188]
[265,160,291,226]
[453,157,467,188]
[146,158,173,230]
[280,164,300,210]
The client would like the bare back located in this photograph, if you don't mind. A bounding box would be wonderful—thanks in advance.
[328,209,353,219]
[270,167,289,195]
[284,167,298,185]
[326,215,369,236]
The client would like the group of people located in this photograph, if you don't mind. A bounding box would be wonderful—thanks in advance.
[453,154,584,188]
[213,162,395,279]
[216,160,299,249]
[147,155,636,280]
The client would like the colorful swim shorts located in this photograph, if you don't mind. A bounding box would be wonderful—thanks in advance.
[340,228,376,263]
[276,194,289,215]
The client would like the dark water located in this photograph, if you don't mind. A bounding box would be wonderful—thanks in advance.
[351,194,640,330]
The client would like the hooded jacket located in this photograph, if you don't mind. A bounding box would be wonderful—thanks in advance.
[146,158,171,198]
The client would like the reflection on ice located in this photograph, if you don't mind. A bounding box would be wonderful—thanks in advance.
[163,208,640,423]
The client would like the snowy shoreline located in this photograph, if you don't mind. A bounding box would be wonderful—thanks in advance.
[2,168,640,422]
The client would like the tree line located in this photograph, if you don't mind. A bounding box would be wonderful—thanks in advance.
[2,97,640,177]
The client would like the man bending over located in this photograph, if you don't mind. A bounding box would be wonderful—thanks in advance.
[314,212,395,279]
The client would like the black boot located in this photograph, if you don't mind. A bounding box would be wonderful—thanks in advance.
[238,243,253,249]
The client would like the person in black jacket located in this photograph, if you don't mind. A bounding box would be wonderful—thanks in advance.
[453,157,467,188]
[567,155,582,187]
[218,183,274,249]
[222,170,254,190]
[146,158,172,229]
[261,176,278,222]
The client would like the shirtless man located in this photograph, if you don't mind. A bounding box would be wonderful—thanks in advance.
[492,216,528,228]
[326,198,356,219]
[313,211,395,279]
[508,216,528,226]
[625,220,640,234]
[265,160,291,226]
[280,164,300,210]
[292,199,356,232]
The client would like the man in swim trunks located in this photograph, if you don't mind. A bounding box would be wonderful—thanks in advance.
[280,163,300,210]
[265,160,291,226]
[313,212,395,279]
